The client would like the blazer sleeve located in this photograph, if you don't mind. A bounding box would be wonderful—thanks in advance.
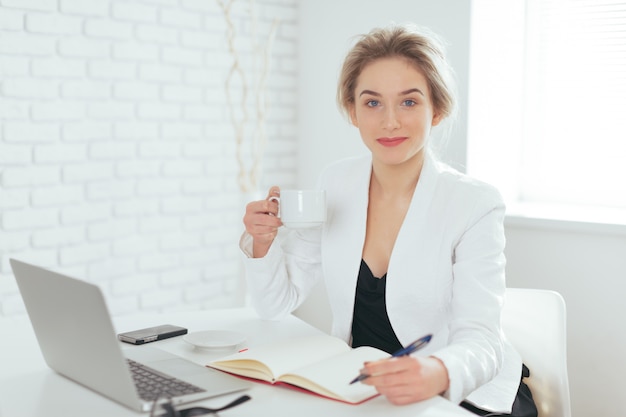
[430,184,508,404]
[240,222,324,320]
[239,157,363,321]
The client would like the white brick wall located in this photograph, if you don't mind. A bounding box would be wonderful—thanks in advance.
[0,0,298,317]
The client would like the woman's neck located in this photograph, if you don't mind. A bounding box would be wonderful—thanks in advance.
[370,153,425,198]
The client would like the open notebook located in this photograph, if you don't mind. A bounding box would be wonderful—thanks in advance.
[207,333,391,404]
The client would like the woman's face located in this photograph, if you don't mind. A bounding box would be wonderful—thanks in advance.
[349,56,441,168]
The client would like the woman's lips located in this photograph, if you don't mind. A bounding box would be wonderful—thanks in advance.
[377,137,408,147]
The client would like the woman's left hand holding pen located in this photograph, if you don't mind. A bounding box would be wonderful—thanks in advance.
[358,356,450,405]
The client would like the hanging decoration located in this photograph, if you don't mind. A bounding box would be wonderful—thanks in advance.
[217,0,280,192]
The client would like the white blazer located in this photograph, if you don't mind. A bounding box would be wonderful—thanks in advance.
[242,152,522,412]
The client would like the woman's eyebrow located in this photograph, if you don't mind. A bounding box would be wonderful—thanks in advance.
[400,88,424,97]
[359,89,380,97]
[358,88,425,97]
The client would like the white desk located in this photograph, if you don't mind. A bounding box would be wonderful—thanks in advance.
[0,308,472,417]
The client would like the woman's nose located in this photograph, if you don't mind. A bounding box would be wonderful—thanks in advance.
[382,107,400,130]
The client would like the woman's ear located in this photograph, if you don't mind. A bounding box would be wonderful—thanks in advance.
[432,112,443,127]
[349,105,358,127]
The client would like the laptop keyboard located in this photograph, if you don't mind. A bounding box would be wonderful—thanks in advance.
[127,359,206,401]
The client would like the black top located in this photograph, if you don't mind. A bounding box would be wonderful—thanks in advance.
[351,259,403,354]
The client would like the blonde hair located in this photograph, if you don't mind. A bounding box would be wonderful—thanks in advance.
[337,24,457,124]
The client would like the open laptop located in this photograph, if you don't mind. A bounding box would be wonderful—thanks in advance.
[10,258,251,413]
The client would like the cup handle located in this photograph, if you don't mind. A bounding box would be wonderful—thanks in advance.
[268,196,280,218]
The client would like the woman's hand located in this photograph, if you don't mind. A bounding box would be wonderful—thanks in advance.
[360,355,450,405]
[242,186,282,258]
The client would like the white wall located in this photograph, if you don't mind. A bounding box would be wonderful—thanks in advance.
[296,2,626,417]
[0,0,299,316]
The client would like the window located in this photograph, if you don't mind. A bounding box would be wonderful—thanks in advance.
[468,0,626,225]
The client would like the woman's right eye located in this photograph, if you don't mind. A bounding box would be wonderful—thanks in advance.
[366,100,379,107]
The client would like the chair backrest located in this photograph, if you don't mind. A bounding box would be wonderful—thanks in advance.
[502,288,572,417]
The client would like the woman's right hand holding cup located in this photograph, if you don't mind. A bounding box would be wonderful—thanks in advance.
[243,186,282,258]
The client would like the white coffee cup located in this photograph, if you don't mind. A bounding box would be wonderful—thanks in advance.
[270,189,326,229]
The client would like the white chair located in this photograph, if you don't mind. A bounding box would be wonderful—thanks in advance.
[502,288,572,417]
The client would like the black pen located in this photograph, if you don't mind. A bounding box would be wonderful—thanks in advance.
[349,334,433,385]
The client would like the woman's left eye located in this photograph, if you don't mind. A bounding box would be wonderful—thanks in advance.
[402,99,416,107]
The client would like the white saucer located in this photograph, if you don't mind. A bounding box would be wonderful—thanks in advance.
[183,330,246,350]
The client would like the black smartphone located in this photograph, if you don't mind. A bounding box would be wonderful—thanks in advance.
[118,324,188,345]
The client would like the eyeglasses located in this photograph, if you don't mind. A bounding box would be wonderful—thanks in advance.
[150,394,251,417]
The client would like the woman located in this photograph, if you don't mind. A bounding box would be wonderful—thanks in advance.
[241,24,537,417]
